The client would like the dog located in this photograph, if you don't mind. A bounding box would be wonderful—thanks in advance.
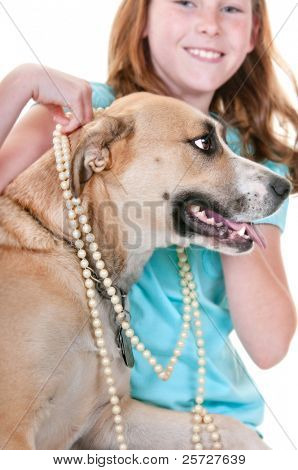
[0,92,291,450]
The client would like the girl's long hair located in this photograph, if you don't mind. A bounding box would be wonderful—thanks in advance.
[107,0,298,192]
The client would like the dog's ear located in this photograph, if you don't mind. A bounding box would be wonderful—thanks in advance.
[70,114,134,198]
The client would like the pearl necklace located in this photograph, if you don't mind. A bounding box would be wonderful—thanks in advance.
[53,122,223,450]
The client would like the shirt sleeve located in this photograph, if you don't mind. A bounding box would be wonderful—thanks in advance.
[252,160,290,234]
[90,82,116,109]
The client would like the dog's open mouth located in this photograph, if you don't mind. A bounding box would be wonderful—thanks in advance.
[184,204,266,250]
[172,192,267,251]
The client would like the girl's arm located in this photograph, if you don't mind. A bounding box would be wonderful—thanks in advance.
[221,224,297,369]
[0,63,94,193]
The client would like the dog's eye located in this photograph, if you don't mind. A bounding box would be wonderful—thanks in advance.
[193,136,212,151]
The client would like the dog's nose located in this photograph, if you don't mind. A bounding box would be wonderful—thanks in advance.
[270,176,291,200]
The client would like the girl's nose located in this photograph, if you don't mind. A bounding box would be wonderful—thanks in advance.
[194,8,220,37]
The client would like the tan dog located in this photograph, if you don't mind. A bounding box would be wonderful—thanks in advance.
[0,92,291,450]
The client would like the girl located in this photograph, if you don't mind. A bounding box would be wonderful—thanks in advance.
[1,0,297,445]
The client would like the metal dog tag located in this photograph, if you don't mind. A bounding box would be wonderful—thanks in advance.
[116,326,135,368]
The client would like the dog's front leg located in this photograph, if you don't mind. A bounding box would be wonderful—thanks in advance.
[73,395,270,450]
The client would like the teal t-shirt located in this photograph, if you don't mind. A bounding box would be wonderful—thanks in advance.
[91,82,290,431]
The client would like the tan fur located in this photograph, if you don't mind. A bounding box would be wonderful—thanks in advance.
[0,92,288,449]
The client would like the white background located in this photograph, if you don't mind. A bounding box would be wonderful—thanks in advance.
[0,0,297,450]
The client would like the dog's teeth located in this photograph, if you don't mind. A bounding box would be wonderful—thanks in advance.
[191,205,201,213]
[237,226,246,237]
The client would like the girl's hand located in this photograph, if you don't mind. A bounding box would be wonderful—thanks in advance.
[21,63,94,133]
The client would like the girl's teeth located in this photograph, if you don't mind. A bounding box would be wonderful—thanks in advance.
[206,217,215,225]
[188,48,222,59]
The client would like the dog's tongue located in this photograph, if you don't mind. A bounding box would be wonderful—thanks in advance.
[226,219,266,249]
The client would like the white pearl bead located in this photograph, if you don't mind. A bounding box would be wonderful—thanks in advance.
[83,269,91,278]
[183,313,191,322]
[68,211,77,221]
[89,242,98,252]
[75,206,84,215]
[92,252,102,261]
[114,415,122,424]
[104,367,112,376]
[143,350,151,359]
[174,349,181,357]
[65,200,74,210]
[88,299,97,308]
[136,343,145,352]
[59,172,67,181]
[60,180,69,190]
[116,312,125,322]
[112,405,121,415]
[82,224,92,233]
[91,309,99,318]
[131,336,139,345]
[125,329,134,338]
[99,269,108,279]
[195,443,203,450]
[87,288,96,298]
[111,295,120,305]
[110,396,119,405]
[72,229,81,239]
[69,220,78,228]
[79,215,88,225]
[149,357,157,366]
[196,396,204,404]
[211,432,220,441]
[85,279,94,288]
[114,304,123,314]
[102,357,110,366]
[77,249,86,258]
[94,328,103,340]
[154,364,163,373]
[63,190,72,200]
[92,319,101,328]
[116,434,125,444]
[213,442,222,450]
[206,423,216,433]
[86,233,95,242]
[108,386,117,395]
[192,434,201,443]
[80,259,89,269]
[107,287,116,296]
[103,277,112,287]
[121,321,129,330]
[96,260,105,270]
[75,240,84,249]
